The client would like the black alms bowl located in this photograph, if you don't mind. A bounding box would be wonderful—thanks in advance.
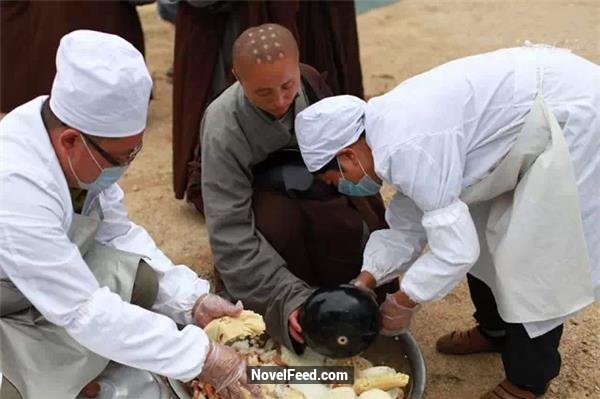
[299,284,381,359]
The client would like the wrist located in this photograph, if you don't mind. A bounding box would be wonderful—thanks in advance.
[354,271,377,290]
[392,291,418,308]
[200,340,216,376]
[192,293,208,319]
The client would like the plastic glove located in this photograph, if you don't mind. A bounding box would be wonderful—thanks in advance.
[193,293,243,328]
[198,341,262,398]
[379,292,421,336]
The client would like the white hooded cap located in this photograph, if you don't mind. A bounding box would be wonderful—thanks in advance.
[295,95,366,172]
[50,30,152,137]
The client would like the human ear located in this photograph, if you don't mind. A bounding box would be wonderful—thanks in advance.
[57,129,80,152]
[337,147,360,168]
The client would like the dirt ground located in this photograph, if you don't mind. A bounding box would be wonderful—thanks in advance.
[125,2,599,398]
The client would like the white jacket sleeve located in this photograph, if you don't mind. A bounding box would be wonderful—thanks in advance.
[0,172,208,381]
[95,184,209,325]
[402,200,479,302]
[388,131,480,303]
[362,192,427,284]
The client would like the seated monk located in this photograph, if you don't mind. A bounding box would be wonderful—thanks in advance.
[196,24,392,351]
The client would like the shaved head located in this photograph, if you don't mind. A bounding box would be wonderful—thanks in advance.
[231,23,301,119]
[232,23,299,78]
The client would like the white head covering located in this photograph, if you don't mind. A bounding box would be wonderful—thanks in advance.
[50,30,152,137]
[295,95,366,172]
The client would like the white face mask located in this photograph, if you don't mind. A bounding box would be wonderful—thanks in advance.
[68,135,127,191]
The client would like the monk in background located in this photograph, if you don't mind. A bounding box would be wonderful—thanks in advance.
[172,0,364,208]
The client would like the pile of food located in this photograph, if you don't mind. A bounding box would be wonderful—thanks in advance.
[185,311,410,399]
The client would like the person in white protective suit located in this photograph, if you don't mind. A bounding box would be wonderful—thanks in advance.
[0,30,260,399]
[294,44,599,399]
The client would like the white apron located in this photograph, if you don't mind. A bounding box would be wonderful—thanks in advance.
[0,204,143,399]
[461,93,595,324]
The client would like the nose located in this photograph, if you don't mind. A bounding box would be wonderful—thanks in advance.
[274,93,287,109]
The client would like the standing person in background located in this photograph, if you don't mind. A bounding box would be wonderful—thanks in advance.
[172,0,363,211]
[295,1,364,97]
[156,0,179,82]
[0,0,152,114]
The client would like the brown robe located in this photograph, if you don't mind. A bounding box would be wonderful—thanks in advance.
[0,0,145,114]
[172,0,364,199]
[296,1,363,98]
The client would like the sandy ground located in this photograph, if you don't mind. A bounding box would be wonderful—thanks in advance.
[125,2,599,398]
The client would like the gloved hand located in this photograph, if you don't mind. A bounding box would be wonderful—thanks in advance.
[198,341,262,398]
[193,293,243,328]
[379,292,421,336]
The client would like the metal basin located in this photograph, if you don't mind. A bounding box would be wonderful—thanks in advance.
[168,332,426,399]
[361,332,427,399]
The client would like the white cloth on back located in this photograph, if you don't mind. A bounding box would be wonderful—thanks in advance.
[50,30,152,137]
[295,95,366,171]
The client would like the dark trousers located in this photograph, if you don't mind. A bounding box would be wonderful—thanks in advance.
[467,274,563,395]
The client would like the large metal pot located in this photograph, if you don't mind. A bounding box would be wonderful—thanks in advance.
[361,332,427,399]
[168,332,426,399]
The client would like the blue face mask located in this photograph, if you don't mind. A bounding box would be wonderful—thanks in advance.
[337,159,381,197]
[79,165,127,191]
[68,136,128,191]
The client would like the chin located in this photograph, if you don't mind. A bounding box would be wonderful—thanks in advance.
[271,109,288,118]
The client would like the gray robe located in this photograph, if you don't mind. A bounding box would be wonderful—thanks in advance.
[201,82,314,351]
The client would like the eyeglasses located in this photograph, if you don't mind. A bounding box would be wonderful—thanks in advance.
[82,134,143,167]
